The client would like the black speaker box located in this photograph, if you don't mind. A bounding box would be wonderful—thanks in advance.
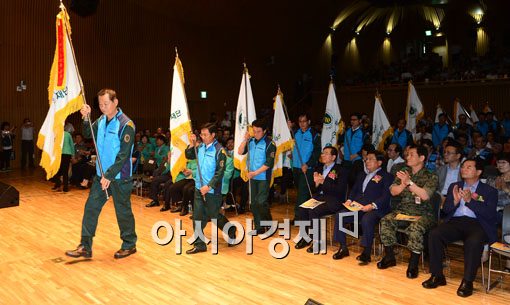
[0,182,19,209]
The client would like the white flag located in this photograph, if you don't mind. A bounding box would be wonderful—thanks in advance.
[469,105,479,123]
[169,53,192,182]
[272,90,293,186]
[372,95,393,151]
[405,81,424,133]
[233,67,257,181]
[321,81,344,149]
[453,100,474,125]
[435,104,444,123]
[37,6,84,180]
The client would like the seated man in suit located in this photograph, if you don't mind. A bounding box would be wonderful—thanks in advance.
[295,146,347,252]
[377,144,439,279]
[332,150,393,264]
[422,158,498,297]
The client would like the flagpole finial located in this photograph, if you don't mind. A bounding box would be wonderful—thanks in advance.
[175,47,179,57]
[59,0,65,9]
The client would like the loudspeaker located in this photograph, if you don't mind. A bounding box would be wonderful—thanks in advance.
[0,182,19,209]
[70,0,100,17]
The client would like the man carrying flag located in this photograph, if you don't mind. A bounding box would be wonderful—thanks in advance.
[66,89,138,259]
[292,112,321,221]
[237,119,276,234]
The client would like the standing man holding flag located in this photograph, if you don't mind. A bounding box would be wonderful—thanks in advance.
[66,89,137,259]
[237,119,276,234]
[292,113,321,221]
[185,123,236,254]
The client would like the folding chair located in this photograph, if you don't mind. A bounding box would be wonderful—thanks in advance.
[487,205,510,292]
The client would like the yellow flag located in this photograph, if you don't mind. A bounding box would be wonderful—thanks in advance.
[170,53,192,182]
[37,5,84,179]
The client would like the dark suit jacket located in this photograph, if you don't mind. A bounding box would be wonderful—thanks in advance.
[443,181,499,243]
[314,163,347,209]
[349,168,394,218]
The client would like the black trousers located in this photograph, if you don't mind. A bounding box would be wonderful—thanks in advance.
[0,149,12,169]
[163,179,194,206]
[53,154,72,190]
[232,176,248,209]
[149,174,171,202]
[21,140,34,168]
[428,216,488,282]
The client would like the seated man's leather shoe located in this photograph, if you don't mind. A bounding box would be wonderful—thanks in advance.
[377,255,397,269]
[406,266,419,279]
[356,253,371,265]
[332,248,349,260]
[422,275,447,289]
[186,247,207,254]
[160,205,170,212]
[114,247,137,259]
[179,209,189,216]
[170,206,181,213]
[294,239,311,249]
[145,201,159,207]
[65,245,92,258]
[456,280,473,297]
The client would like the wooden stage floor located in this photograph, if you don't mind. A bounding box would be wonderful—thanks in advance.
[0,169,509,304]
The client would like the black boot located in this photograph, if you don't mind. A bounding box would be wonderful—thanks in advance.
[407,252,420,279]
[377,246,397,269]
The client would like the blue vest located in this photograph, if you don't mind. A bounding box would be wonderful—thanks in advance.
[343,127,364,162]
[432,123,449,147]
[195,140,223,194]
[503,119,510,138]
[392,129,409,149]
[292,128,316,168]
[425,152,438,171]
[95,109,134,179]
[477,121,489,137]
[248,135,271,181]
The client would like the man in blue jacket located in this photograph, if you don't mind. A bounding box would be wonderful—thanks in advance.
[422,158,498,297]
[66,88,137,259]
[185,123,236,254]
[292,114,321,221]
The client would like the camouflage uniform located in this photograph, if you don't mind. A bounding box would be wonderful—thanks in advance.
[380,167,438,253]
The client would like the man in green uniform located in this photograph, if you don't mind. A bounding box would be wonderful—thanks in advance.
[237,119,276,234]
[185,123,236,254]
[377,144,438,278]
[66,88,137,259]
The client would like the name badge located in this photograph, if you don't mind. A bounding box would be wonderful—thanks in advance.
[414,196,421,205]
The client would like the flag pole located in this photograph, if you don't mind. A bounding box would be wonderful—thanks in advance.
[60,2,109,199]
[174,47,206,203]
[243,62,252,209]
[279,85,313,198]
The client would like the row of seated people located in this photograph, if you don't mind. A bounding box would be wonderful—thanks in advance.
[143,137,238,217]
[294,144,504,298]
